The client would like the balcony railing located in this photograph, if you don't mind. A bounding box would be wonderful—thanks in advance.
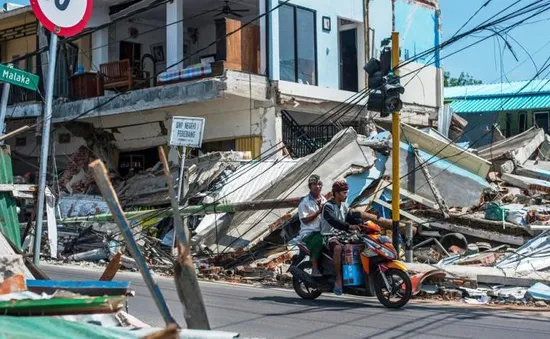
[281,111,360,158]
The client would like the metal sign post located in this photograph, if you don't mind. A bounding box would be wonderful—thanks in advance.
[170,116,206,203]
[169,117,205,253]
[30,0,93,265]
[33,33,57,264]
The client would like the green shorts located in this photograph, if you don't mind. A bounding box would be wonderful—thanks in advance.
[304,232,323,259]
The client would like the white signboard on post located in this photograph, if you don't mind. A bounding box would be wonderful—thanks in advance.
[169,116,205,148]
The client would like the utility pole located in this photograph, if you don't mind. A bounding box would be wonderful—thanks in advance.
[391,31,400,253]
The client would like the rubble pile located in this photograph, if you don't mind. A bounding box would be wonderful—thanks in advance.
[15,123,550,308]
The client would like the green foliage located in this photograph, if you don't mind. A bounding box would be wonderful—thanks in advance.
[444,71,483,87]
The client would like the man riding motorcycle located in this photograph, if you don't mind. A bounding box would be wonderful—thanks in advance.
[320,179,362,295]
[297,174,327,277]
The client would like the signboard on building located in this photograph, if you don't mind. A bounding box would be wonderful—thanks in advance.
[30,0,94,37]
[169,117,205,148]
[0,64,39,91]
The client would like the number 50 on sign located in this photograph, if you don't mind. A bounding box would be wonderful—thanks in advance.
[169,117,205,148]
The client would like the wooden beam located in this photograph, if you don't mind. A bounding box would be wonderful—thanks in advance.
[158,146,210,330]
[430,221,526,246]
[381,180,439,209]
[89,159,178,327]
[99,252,122,281]
[374,199,429,226]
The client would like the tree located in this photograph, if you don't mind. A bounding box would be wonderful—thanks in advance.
[444,71,483,87]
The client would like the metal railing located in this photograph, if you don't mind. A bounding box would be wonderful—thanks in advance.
[281,110,359,158]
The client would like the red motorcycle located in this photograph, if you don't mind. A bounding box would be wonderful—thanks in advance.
[289,221,412,308]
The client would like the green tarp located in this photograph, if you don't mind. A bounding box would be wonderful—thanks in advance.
[0,316,239,339]
[0,146,20,249]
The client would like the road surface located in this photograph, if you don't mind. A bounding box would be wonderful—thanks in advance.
[41,265,550,339]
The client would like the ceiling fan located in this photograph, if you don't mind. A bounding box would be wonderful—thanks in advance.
[214,1,250,18]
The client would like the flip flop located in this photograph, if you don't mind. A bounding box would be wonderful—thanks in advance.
[333,287,343,296]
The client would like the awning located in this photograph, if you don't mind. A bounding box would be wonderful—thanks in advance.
[450,94,550,113]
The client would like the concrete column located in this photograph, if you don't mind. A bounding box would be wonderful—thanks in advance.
[259,0,267,75]
[90,6,110,68]
[92,28,109,67]
[166,0,184,70]
[261,106,283,159]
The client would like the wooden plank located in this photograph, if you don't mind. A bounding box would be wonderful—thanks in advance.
[241,24,260,73]
[0,296,125,316]
[374,199,429,226]
[26,280,130,296]
[0,184,37,192]
[430,221,526,246]
[89,159,177,327]
[100,251,122,281]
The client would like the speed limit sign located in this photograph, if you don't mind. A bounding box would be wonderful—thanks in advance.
[30,0,93,37]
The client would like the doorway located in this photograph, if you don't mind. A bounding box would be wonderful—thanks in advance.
[120,41,141,70]
[339,25,358,92]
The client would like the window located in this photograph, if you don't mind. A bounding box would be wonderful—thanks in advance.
[279,4,317,86]
[59,133,71,144]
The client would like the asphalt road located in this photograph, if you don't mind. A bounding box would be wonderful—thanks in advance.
[41,265,550,339]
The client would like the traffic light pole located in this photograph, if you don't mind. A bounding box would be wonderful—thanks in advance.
[391,31,401,254]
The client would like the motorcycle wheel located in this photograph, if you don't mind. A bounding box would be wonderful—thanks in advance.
[374,268,412,309]
[292,261,322,300]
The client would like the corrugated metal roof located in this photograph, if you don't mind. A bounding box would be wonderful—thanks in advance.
[449,93,550,113]
[193,160,298,235]
[445,79,550,99]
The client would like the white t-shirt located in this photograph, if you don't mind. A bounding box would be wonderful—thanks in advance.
[298,194,327,239]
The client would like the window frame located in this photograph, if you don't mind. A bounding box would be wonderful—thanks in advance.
[278,3,318,86]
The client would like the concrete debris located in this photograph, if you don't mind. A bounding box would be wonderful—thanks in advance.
[8,122,550,311]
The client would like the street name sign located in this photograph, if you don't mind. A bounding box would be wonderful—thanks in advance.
[31,0,93,36]
[0,64,39,91]
[170,117,206,148]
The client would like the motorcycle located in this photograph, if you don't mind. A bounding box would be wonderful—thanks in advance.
[289,221,412,309]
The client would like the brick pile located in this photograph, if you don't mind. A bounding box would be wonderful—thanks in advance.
[58,145,97,194]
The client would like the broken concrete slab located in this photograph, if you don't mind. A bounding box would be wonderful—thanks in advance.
[202,128,377,254]
[383,132,492,207]
[401,123,491,177]
[477,127,545,165]
[502,173,550,193]
[515,167,550,182]
[405,262,550,287]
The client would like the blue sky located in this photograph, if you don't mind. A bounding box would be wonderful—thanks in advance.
[440,0,547,84]
[3,0,546,84]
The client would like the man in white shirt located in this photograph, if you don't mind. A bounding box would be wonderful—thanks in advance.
[298,174,327,277]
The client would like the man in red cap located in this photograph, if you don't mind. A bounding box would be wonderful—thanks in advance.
[320,179,361,295]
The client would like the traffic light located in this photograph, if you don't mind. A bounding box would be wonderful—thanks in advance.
[364,46,404,117]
